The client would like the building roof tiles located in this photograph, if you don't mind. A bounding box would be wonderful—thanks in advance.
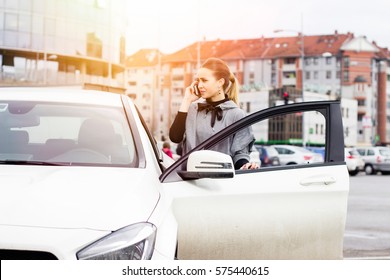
[126,32,389,66]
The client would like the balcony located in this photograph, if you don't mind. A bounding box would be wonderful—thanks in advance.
[172,68,185,75]
[353,91,366,99]
[172,80,185,88]
[282,77,296,86]
[357,106,367,114]
[282,64,296,72]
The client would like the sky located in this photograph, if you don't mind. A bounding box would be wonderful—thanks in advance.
[125,0,390,55]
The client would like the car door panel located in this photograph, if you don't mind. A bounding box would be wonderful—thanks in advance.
[164,164,348,259]
[160,101,349,259]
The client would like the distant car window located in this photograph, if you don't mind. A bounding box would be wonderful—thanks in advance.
[379,148,390,156]
[367,149,375,156]
[356,149,365,156]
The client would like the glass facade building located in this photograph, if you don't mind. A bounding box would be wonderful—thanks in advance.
[0,0,127,87]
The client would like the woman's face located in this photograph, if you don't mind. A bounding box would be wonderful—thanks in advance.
[196,67,225,101]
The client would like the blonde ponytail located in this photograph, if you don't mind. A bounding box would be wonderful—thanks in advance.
[226,72,239,105]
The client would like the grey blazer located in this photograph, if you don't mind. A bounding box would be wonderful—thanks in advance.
[183,100,255,165]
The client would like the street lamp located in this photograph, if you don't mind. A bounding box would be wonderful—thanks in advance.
[274,29,306,146]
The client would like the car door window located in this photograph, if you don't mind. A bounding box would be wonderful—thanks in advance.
[161,101,344,182]
[202,109,326,169]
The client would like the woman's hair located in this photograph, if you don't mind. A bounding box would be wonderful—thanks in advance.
[201,57,240,104]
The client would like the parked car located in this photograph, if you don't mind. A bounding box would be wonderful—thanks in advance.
[345,147,365,176]
[254,145,281,167]
[305,146,325,160]
[272,145,324,165]
[356,146,390,175]
[0,87,349,260]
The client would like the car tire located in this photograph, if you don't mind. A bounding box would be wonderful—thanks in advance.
[349,169,359,176]
[364,164,376,175]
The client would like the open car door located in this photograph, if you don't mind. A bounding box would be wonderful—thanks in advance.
[160,101,349,259]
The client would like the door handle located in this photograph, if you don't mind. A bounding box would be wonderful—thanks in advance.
[299,176,336,186]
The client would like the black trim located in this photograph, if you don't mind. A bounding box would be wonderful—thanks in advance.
[178,171,234,180]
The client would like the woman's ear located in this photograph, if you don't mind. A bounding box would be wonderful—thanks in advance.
[218,78,225,88]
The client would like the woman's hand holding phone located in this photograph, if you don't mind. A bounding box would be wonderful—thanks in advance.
[193,81,200,97]
[179,80,201,112]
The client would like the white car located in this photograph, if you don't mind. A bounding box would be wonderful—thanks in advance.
[272,145,324,165]
[355,146,390,175]
[0,87,349,260]
[345,148,365,176]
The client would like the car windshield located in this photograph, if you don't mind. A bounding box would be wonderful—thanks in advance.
[0,101,137,167]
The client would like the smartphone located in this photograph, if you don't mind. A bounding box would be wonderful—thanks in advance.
[193,83,200,97]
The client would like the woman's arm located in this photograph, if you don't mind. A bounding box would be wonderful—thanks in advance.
[169,112,187,143]
[170,81,199,143]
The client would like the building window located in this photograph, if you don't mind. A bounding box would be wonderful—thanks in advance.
[44,18,56,36]
[336,57,341,67]
[305,71,310,80]
[284,58,296,65]
[326,71,332,79]
[343,71,349,82]
[326,57,332,65]
[343,57,350,68]
[314,71,318,79]
[313,57,318,65]
[283,72,295,78]
[5,13,18,31]
[172,75,183,81]
[142,93,151,101]
[305,58,311,66]
[271,73,276,85]
[249,72,255,84]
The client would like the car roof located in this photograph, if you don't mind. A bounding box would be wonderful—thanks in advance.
[0,87,124,107]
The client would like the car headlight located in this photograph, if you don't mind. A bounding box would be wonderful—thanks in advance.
[77,222,157,260]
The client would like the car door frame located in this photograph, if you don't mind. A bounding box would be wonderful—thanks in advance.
[158,101,349,260]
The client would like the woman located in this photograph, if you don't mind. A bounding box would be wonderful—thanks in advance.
[169,57,258,170]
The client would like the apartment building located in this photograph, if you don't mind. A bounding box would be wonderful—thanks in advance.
[126,31,390,146]
[0,0,127,87]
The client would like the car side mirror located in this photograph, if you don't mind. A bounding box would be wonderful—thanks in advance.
[177,150,235,180]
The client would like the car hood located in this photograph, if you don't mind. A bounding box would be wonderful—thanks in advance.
[0,165,160,231]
